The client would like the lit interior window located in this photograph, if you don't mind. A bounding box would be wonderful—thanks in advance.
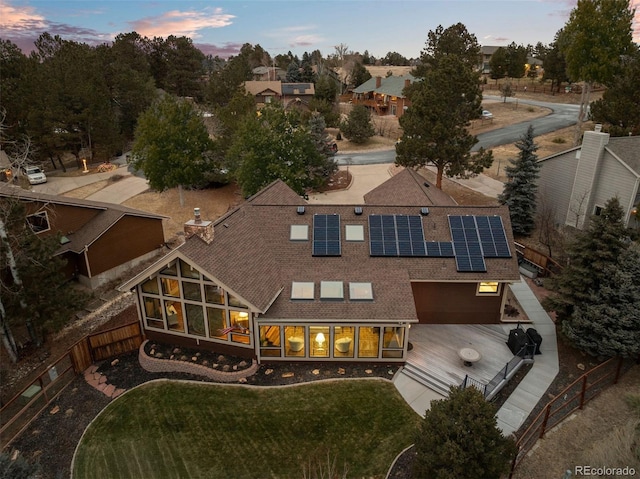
[320,281,344,300]
[349,282,373,300]
[478,281,500,294]
[345,224,365,241]
[290,224,309,241]
[291,282,314,300]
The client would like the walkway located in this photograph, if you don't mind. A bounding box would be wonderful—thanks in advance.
[394,276,559,437]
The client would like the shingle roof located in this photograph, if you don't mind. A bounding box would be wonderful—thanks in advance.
[168,180,520,321]
[364,168,457,206]
[281,83,314,96]
[606,136,640,175]
[243,81,282,96]
[0,183,166,253]
[352,74,416,97]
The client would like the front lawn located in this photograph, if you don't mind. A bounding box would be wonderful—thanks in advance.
[73,379,420,478]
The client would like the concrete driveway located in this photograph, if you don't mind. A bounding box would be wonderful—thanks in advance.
[307,163,395,204]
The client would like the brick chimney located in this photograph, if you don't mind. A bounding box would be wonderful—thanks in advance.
[375,76,382,88]
[404,78,410,88]
[184,207,214,244]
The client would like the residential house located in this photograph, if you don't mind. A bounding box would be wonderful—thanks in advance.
[243,81,282,107]
[119,170,520,363]
[0,184,167,289]
[282,82,315,112]
[252,66,286,81]
[351,75,416,118]
[243,81,315,111]
[480,46,500,74]
[537,127,640,229]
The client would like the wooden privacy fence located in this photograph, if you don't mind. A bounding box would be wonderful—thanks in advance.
[0,321,143,450]
[509,356,631,476]
[514,241,563,277]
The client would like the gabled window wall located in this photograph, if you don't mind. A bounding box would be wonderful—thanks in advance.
[138,259,252,348]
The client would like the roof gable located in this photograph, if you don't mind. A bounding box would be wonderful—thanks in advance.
[364,168,457,206]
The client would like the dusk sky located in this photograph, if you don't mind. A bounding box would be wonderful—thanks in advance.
[1,0,639,59]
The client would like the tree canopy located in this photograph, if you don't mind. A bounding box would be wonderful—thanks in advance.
[227,104,331,196]
[397,24,492,189]
[544,197,630,324]
[412,386,516,479]
[131,94,216,200]
[340,104,375,144]
[498,125,540,237]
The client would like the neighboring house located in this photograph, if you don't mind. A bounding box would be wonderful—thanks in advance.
[243,81,282,107]
[351,75,416,118]
[119,170,520,363]
[480,46,500,74]
[282,82,315,112]
[537,128,640,229]
[243,81,315,111]
[252,66,286,81]
[0,184,167,289]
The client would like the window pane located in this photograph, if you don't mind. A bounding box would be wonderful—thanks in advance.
[285,326,305,357]
[228,293,248,309]
[291,282,314,300]
[345,224,364,241]
[161,278,180,297]
[165,300,184,332]
[141,278,159,294]
[185,304,205,337]
[478,282,499,294]
[383,327,404,349]
[259,326,281,347]
[207,307,227,339]
[358,327,380,358]
[182,281,202,301]
[310,326,330,358]
[146,318,164,329]
[26,212,50,233]
[320,281,344,300]
[230,311,250,333]
[143,297,161,319]
[334,326,354,358]
[349,282,373,300]
[180,259,200,279]
[204,284,224,304]
[160,262,177,276]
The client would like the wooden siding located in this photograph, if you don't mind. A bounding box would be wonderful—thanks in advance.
[145,329,256,360]
[26,203,101,238]
[411,282,504,324]
[538,151,579,228]
[87,215,164,276]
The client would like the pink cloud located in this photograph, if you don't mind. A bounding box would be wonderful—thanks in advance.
[129,7,234,39]
[194,42,243,59]
[0,0,46,32]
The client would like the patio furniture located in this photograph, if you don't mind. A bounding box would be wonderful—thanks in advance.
[458,347,481,367]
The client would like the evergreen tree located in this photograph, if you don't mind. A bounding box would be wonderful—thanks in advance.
[489,47,508,81]
[308,112,338,178]
[563,242,640,358]
[131,95,216,205]
[413,386,516,479]
[349,62,372,88]
[228,104,327,196]
[340,105,374,144]
[544,197,629,323]
[286,61,301,82]
[498,125,540,236]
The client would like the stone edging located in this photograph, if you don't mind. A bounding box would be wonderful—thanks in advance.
[138,340,259,382]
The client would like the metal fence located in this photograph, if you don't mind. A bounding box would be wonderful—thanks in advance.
[0,321,142,450]
[509,357,631,477]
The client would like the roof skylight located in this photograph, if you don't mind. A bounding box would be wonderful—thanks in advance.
[345,224,365,241]
[290,224,309,241]
[349,282,374,300]
[320,281,344,300]
[291,282,314,300]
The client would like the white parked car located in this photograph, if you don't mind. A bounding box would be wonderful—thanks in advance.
[481,110,494,120]
[24,166,47,185]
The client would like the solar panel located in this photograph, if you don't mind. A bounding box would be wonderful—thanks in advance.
[425,241,456,257]
[488,216,512,257]
[368,214,426,257]
[313,214,341,256]
[448,216,487,272]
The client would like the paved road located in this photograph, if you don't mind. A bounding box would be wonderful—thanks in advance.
[336,96,581,164]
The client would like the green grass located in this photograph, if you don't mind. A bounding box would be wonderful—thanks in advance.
[73,379,420,479]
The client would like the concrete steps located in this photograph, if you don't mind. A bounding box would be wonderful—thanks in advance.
[402,362,453,397]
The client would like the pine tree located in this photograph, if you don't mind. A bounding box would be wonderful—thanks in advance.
[544,197,629,323]
[308,112,338,178]
[412,386,516,479]
[498,125,540,237]
[339,105,374,144]
[562,242,640,358]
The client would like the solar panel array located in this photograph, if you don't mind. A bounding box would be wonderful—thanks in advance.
[369,215,426,257]
[448,215,512,272]
[313,214,341,256]
[424,241,455,257]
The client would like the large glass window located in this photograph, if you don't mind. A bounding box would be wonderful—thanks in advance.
[478,281,500,295]
[228,293,248,309]
[165,300,184,332]
[182,281,202,301]
[334,326,354,358]
[185,304,205,337]
[160,262,177,276]
[141,278,159,294]
[285,326,305,357]
[260,325,282,357]
[26,212,50,233]
[204,284,224,304]
[143,297,163,329]
[180,259,200,279]
[207,307,227,339]
[161,278,180,297]
[382,327,404,358]
[309,326,330,358]
[358,327,380,358]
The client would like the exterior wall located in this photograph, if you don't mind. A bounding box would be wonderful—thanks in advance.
[86,215,164,276]
[78,248,161,289]
[567,131,609,228]
[24,203,100,237]
[590,153,638,225]
[411,282,504,324]
[538,151,580,228]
